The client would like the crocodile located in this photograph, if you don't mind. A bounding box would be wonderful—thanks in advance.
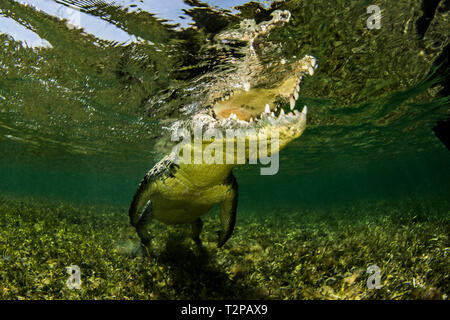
[128,10,318,254]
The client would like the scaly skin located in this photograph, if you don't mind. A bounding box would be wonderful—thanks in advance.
[129,11,318,254]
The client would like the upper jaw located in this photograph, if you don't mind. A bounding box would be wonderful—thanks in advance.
[209,54,317,128]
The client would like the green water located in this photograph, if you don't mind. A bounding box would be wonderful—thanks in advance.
[0,0,449,300]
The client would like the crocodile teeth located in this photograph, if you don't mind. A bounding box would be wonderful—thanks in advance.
[289,97,295,110]
[265,104,270,113]
[249,117,254,123]
[280,109,285,116]
[302,105,307,115]
[293,91,299,100]
[271,112,275,117]
[308,66,314,76]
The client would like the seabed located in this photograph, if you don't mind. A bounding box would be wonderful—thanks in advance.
[0,196,448,300]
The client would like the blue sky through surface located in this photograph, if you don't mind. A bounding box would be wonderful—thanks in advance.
[0,0,272,47]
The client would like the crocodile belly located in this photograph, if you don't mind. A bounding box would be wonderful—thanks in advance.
[151,199,214,225]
